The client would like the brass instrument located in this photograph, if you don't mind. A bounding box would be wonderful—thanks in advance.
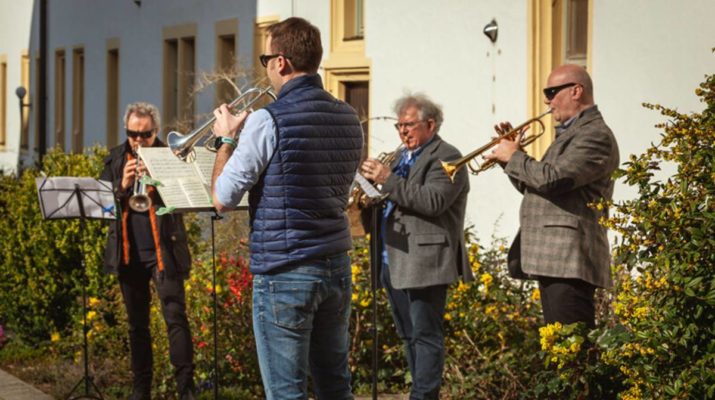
[167,86,277,163]
[441,109,552,182]
[129,145,152,212]
[347,144,403,209]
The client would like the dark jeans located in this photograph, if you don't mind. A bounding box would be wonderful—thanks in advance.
[381,264,447,400]
[538,276,596,329]
[119,260,195,397]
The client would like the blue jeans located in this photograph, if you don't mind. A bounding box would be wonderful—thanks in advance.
[252,253,353,400]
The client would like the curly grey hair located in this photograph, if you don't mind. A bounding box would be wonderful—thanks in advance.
[123,102,161,132]
[393,93,444,134]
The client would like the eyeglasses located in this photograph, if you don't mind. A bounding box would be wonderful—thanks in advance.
[259,53,291,68]
[126,129,154,139]
[394,120,424,131]
[543,82,578,100]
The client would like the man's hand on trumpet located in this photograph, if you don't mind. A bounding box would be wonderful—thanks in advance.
[361,158,391,185]
[484,122,529,165]
[212,105,250,140]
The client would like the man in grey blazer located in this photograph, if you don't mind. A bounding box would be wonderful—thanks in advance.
[361,94,473,399]
[485,64,619,328]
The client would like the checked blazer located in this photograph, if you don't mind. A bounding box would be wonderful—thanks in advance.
[375,135,474,290]
[503,106,619,288]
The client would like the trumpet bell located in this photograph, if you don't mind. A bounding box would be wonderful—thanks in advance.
[168,86,276,163]
[129,193,152,213]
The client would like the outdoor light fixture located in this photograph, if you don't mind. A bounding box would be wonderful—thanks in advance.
[15,86,31,116]
[483,19,498,43]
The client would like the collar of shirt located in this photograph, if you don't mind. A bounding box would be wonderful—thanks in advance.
[555,105,597,137]
[400,134,436,162]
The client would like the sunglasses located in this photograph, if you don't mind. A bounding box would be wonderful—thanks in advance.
[258,53,291,68]
[543,82,578,100]
[126,129,154,139]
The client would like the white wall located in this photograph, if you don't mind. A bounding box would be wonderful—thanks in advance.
[593,0,715,204]
[0,0,34,174]
[365,0,529,240]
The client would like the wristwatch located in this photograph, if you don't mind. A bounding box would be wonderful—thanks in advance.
[213,136,237,150]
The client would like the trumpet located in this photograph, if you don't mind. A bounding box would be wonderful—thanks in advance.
[129,145,152,212]
[167,86,277,163]
[441,109,552,182]
[347,144,403,209]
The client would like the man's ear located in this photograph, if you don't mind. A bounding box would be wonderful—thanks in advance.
[277,55,292,75]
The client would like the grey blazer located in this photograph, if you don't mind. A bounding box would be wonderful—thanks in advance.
[375,135,473,290]
[504,106,619,288]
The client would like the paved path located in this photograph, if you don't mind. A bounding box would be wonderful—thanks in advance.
[0,368,53,400]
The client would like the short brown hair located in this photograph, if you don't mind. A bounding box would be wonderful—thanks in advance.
[266,17,322,73]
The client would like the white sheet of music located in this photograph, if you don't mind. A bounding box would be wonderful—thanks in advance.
[138,147,213,211]
[353,173,383,199]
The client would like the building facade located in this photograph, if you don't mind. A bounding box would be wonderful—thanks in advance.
[1,0,713,240]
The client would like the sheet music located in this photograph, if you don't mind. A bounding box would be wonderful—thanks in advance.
[138,147,213,211]
[353,173,383,199]
[193,147,216,187]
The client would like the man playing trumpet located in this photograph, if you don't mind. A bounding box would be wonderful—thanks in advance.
[485,64,620,329]
[100,102,195,399]
[361,93,472,399]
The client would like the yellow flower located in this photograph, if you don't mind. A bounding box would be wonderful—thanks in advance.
[51,332,61,342]
[351,293,358,302]
[360,299,371,308]
[86,311,97,321]
[480,273,493,292]
[485,305,497,316]
[88,297,100,308]
[530,288,541,302]
[443,313,452,321]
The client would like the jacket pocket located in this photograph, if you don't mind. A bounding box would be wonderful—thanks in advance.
[542,214,580,230]
[415,233,448,245]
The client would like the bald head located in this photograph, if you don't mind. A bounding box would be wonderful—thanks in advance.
[545,64,595,122]
[551,64,594,104]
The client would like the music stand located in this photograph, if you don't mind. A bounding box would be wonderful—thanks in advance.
[36,176,115,400]
[352,174,386,400]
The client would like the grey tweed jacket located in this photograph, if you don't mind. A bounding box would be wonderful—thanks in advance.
[504,106,619,288]
[377,135,474,290]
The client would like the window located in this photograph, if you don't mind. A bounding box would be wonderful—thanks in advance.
[163,24,197,134]
[254,17,278,85]
[343,0,364,40]
[563,0,589,67]
[528,0,591,157]
[0,56,6,147]
[344,81,369,161]
[215,19,238,106]
[72,48,84,153]
[107,43,120,147]
[20,52,30,150]
[54,50,65,150]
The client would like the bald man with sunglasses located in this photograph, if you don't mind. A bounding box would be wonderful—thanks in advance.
[485,64,620,329]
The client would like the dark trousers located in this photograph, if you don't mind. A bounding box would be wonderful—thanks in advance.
[538,276,596,329]
[381,265,448,400]
[119,260,195,397]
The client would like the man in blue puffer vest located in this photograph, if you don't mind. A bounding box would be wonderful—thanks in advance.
[210,17,363,400]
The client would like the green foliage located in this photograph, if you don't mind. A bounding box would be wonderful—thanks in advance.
[0,146,112,342]
[594,70,715,399]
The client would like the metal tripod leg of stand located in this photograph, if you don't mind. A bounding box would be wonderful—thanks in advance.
[210,212,223,400]
[369,205,380,400]
[65,211,104,400]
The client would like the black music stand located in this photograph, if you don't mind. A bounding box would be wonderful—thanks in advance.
[36,177,115,400]
[353,174,386,400]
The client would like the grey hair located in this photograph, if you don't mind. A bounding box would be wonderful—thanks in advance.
[393,93,444,134]
[123,102,161,132]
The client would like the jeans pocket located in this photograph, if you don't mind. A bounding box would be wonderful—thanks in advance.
[269,280,320,330]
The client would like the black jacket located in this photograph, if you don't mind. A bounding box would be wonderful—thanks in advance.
[100,139,192,278]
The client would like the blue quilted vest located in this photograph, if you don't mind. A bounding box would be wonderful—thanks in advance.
[248,74,363,273]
